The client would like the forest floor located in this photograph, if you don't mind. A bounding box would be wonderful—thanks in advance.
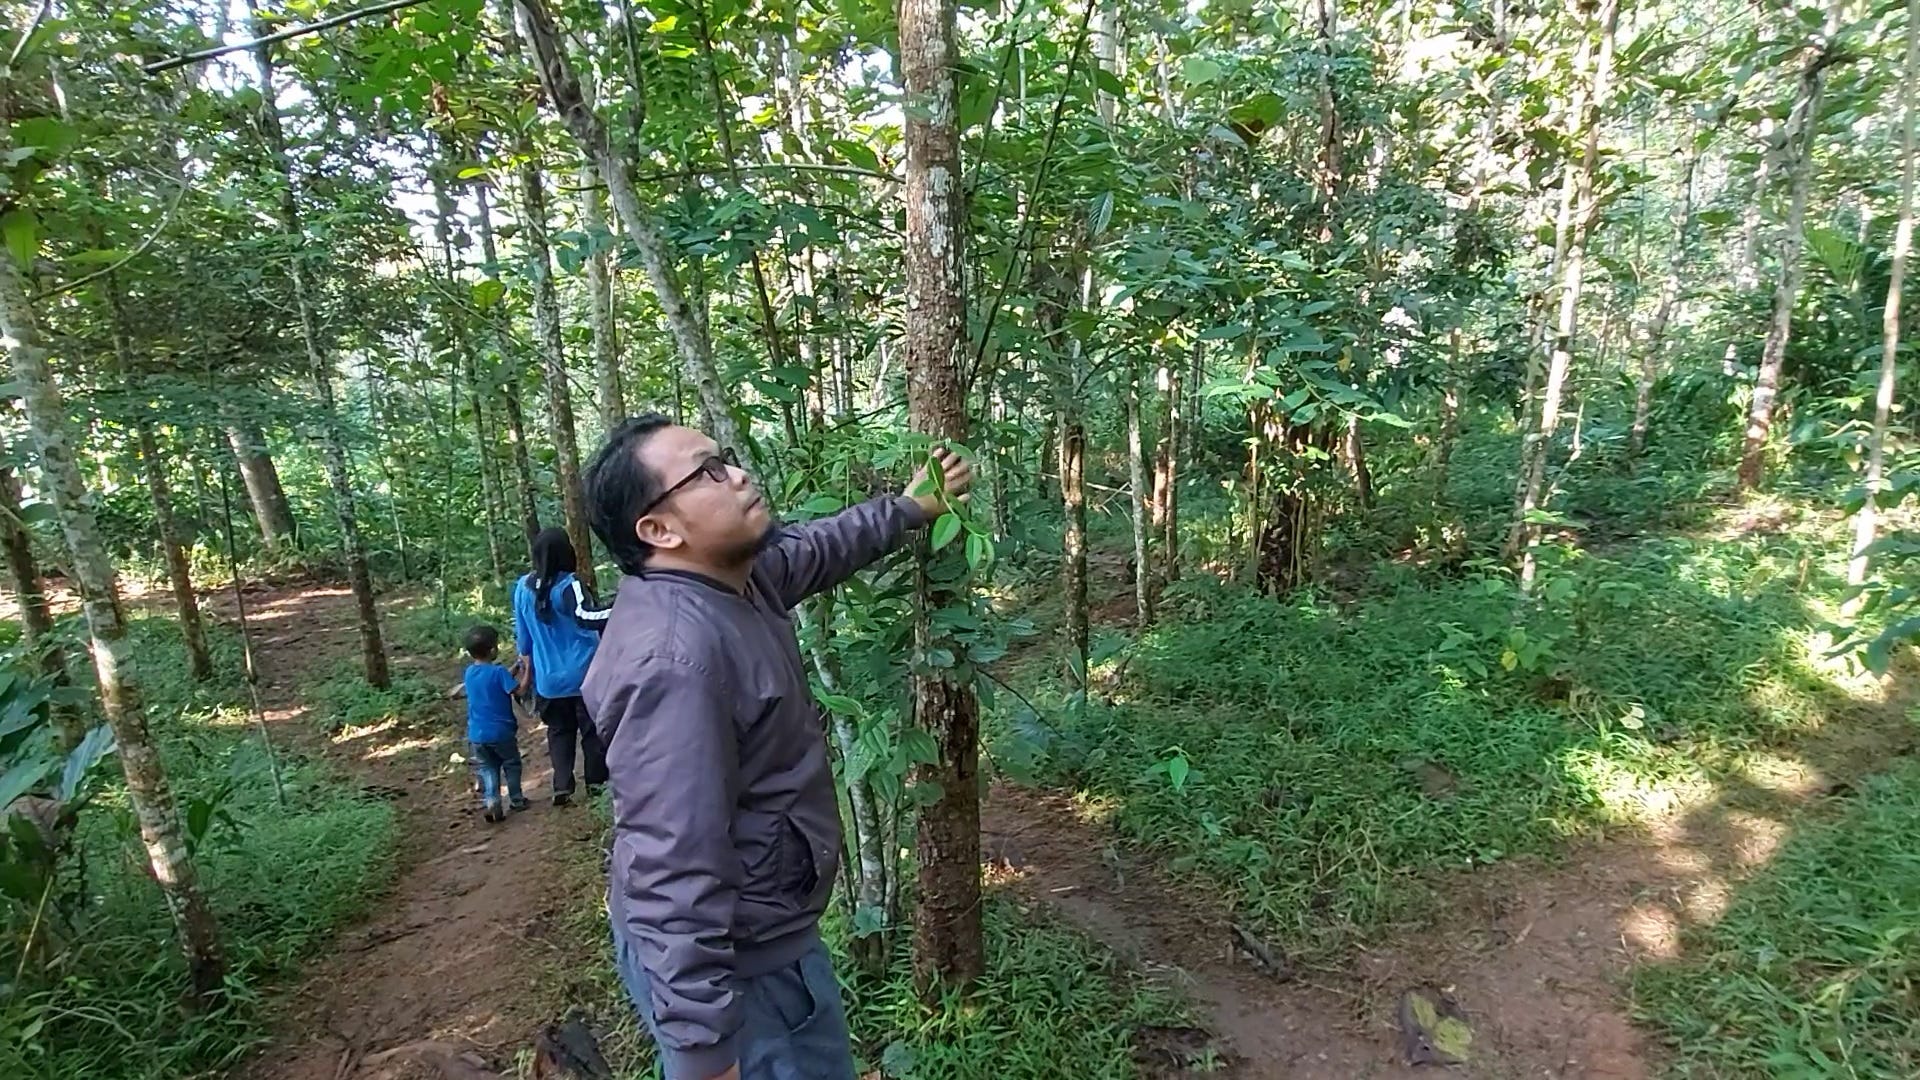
[210,575,1917,1080]
[211,583,599,1080]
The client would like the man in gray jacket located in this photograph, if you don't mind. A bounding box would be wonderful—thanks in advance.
[581,415,969,1080]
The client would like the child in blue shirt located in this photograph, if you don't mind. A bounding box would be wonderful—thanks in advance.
[453,624,530,822]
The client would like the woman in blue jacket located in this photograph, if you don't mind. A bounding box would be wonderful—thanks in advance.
[514,528,611,805]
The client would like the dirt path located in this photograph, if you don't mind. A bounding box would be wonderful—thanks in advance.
[215,585,597,1080]
[983,673,1917,1080]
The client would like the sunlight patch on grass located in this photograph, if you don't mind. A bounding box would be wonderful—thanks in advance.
[1558,747,1714,826]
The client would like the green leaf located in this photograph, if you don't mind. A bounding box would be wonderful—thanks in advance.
[964,531,993,572]
[1166,753,1189,793]
[2,209,36,267]
[649,13,680,32]
[0,756,54,812]
[930,513,962,551]
[1089,191,1114,237]
[1181,57,1223,85]
[833,139,881,174]
[900,728,940,766]
[798,494,844,516]
[11,117,76,160]
[471,279,506,310]
[56,725,115,803]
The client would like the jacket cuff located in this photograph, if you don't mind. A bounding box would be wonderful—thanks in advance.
[660,1035,738,1080]
[893,493,931,528]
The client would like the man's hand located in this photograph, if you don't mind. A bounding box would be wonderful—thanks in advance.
[906,445,973,519]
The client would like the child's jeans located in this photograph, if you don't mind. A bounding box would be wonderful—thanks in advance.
[470,738,524,810]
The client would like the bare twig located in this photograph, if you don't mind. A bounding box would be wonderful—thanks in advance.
[32,179,190,300]
[143,0,431,74]
[7,0,54,70]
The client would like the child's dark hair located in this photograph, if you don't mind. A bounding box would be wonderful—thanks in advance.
[463,624,500,660]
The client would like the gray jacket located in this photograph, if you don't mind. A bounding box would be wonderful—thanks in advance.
[582,495,925,1076]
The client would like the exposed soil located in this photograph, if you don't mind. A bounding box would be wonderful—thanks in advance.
[982,665,1919,1079]
[211,585,598,1080]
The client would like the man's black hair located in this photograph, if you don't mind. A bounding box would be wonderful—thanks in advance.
[464,623,500,660]
[528,527,577,623]
[586,413,676,577]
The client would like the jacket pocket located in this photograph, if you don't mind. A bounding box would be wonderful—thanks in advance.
[774,815,819,900]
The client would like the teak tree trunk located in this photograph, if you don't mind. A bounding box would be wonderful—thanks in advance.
[475,181,543,555]
[1849,0,1917,588]
[1739,0,1843,490]
[224,416,296,550]
[900,0,984,995]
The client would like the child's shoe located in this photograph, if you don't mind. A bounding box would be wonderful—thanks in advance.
[510,797,531,812]
[484,802,505,823]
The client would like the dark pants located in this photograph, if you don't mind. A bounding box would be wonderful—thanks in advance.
[537,695,607,797]
[469,738,524,810]
[614,929,855,1080]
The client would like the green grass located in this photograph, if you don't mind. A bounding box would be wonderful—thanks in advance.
[996,506,1879,959]
[552,804,1187,1080]
[1633,758,1920,1078]
[0,617,398,1080]
[302,663,442,733]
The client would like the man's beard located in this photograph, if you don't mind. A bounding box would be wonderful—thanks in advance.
[718,512,782,567]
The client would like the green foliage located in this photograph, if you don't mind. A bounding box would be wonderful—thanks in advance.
[1635,758,1920,1077]
[302,665,443,734]
[998,500,1864,957]
[0,617,397,1080]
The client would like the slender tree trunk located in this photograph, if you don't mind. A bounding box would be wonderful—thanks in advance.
[1127,364,1152,625]
[0,458,81,749]
[224,417,296,549]
[1630,138,1702,458]
[1513,0,1618,586]
[517,0,743,456]
[1152,358,1180,583]
[1850,0,1917,588]
[0,226,227,1004]
[434,166,509,584]
[100,268,212,680]
[475,182,543,553]
[247,7,388,687]
[1739,1,1842,490]
[1344,413,1373,509]
[1434,328,1464,492]
[1059,402,1088,672]
[581,162,626,431]
[900,0,983,994]
[517,155,595,588]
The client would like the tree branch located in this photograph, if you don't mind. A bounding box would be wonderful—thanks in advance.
[32,178,190,301]
[142,0,432,74]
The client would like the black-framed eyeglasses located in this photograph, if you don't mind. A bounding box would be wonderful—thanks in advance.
[638,447,738,517]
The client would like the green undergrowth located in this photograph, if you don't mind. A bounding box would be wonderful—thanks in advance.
[301,662,442,734]
[1,616,398,1080]
[1633,756,1920,1078]
[995,506,1882,960]
[554,803,1186,1080]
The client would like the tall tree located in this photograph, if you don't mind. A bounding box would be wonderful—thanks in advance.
[475,180,544,553]
[1511,0,1619,586]
[900,0,984,993]
[1849,0,1917,587]
[1738,0,1845,489]
[1630,129,1705,457]
[246,2,389,687]
[516,0,744,456]
[581,163,626,431]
